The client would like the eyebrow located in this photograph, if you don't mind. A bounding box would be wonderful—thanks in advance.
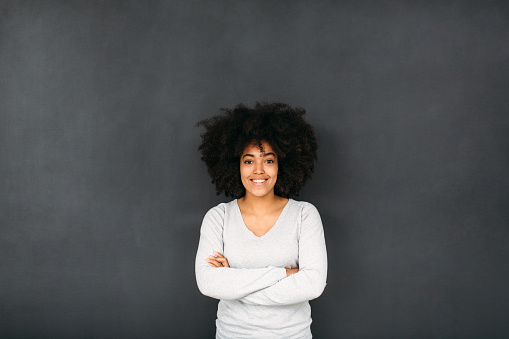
[242,152,277,158]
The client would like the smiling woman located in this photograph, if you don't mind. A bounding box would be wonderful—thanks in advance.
[195,103,327,339]
[240,141,278,198]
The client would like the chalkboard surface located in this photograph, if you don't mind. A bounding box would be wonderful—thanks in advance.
[1,1,508,338]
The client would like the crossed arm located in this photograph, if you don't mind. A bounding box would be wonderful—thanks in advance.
[207,252,299,277]
[195,204,327,305]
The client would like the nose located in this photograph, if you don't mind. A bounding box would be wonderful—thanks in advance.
[253,161,264,174]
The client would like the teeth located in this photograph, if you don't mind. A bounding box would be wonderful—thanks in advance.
[253,179,266,183]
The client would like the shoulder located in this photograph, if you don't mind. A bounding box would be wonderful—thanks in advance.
[289,200,324,238]
[289,199,321,218]
[202,200,237,224]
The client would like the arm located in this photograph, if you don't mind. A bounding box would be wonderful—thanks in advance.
[238,203,327,306]
[195,205,287,300]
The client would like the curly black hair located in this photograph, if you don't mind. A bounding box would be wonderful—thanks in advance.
[197,102,318,198]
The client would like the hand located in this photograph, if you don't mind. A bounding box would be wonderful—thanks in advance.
[206,251,230,268]
[285,267,299,276]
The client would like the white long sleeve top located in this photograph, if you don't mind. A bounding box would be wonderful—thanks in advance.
[195,199,327,339]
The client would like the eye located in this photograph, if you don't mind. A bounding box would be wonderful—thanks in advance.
[266,159,275,164]
[244,160,253,164]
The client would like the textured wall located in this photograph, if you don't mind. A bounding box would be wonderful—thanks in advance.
[1,1,508,338]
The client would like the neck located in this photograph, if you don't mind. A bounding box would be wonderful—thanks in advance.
[238,192,284,214]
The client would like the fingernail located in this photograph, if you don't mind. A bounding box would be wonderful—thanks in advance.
[205,258,210,261]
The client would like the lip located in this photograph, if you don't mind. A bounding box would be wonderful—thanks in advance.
[250,179,268,186]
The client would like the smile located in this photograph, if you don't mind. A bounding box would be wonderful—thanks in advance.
[250,179,268,186]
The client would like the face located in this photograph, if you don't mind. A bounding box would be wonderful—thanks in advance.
[240,140,278,199]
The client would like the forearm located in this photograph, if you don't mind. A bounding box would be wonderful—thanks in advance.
[195,259,286,300]
[239,263,326,305]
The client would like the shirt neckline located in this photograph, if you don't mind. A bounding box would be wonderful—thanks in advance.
[234,198,292,239]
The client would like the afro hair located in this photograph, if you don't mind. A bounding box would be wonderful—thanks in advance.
[197,102,318,198]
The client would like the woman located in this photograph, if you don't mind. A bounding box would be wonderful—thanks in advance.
[195,102,327,339]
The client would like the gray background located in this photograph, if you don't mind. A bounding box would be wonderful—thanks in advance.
[1,1,508,338]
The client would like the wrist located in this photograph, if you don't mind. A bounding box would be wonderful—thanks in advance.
[285,268,299,277]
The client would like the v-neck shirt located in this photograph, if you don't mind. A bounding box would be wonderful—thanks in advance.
[225,199,299,269]
[195,198,328,339]
[235,198,290,237]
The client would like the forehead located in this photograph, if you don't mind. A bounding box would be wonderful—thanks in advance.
[241,141,275,156]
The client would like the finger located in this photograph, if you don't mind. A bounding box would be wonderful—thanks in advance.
[215,257,229,268]
[206,257,223,267]
[206,258,222,267]
[211,252,230,267]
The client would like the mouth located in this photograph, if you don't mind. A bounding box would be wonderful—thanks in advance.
[250,179,268,186]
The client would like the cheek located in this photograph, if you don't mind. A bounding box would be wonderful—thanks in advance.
[239,166,249,181]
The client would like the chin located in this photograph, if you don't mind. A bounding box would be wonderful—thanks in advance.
[250,190,274,198]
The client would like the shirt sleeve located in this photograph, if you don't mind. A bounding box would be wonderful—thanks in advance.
[238,203,327,306]
[195,204,287,300]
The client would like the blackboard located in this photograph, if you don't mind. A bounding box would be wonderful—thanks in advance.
[1,1,508,338]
